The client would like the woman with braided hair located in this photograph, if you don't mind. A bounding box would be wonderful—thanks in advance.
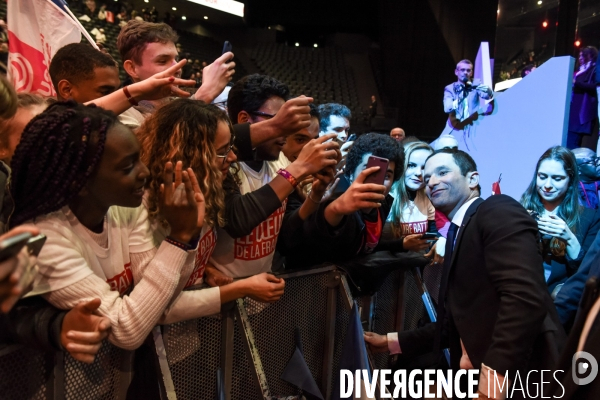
[9,101,205,351]
[138,99,285,305]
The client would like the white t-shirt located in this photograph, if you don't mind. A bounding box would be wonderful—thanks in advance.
[27,205,156,297]
[118,107,146,130]
[186,225,217,287]
[210,161,287,278]
[384,190,435,239]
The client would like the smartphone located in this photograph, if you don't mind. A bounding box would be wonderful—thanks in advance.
[222,41,232,55]
[422,233,438,240]
[26,234,47,257]
[0,232,32,263]
[364,156,389,186]
[17,235,46,291]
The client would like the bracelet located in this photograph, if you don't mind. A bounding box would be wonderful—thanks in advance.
[122,86,138,106]
[165,236,193,251]
[307,190,322,204]
[277,168,298,188]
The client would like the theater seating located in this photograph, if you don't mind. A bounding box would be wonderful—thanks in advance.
[73,16,247,83]
[250,42,361,118]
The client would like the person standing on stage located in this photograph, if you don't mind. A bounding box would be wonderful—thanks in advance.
[443,60,493,125]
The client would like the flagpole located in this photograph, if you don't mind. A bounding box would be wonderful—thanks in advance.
[61,4,100,50]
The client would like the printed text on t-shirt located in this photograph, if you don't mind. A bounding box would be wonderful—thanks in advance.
[401,221,428,236]
[235,201,287,261]
[106,262,133,295]
[185,227,217,288]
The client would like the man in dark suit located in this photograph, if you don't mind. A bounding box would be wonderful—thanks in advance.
[364,149,566,399]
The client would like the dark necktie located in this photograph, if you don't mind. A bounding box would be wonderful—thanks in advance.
[434,222,459,354]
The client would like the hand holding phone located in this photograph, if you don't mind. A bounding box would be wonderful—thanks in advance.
[222,41,233,62]
[364,156,389,186]
[0,227,44,313]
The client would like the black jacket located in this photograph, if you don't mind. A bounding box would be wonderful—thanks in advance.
[397,196,565,388]
[1,296,65,352]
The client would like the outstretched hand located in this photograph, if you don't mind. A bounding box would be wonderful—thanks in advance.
[194,52,236,103]
[363,331,389,353]
[288,133,341,180]
[61,298,111,364]
[131,59,196,101]
[268,96,314,137]
[245,273,285,303]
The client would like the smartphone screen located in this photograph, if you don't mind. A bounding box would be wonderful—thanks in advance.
[364,156,389,186]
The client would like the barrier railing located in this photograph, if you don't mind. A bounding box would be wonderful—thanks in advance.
[0,263,430,400]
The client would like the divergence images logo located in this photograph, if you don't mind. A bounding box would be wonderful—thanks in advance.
[572,351,598,385]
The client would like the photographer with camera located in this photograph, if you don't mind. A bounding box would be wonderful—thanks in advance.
[443,59,493,120]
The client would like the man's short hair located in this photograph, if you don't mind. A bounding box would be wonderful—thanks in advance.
[117,20,179,65]
[226,74,290,122]
[427,148,481,193]
[572,147,596,159]
[49,43,117,90]
[456,59,473,68]
[345,133,404,182]
[318,103,351,131]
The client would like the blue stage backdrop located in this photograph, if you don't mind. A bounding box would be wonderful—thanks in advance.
[443,56,575,200]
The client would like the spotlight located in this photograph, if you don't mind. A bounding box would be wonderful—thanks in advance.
[182,16,187,20]
[537,1,542,5]
[542,20,548,28]
[295,42,299,47]
[172,7,176,11]
[144,0,149,3]
[204,16,208,20]
[575,40,581,47]
[314,44,318,48]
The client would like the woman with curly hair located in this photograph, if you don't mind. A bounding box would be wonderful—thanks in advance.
[9,101,204,350]
[138,98,285,303]
[520,146,600,327]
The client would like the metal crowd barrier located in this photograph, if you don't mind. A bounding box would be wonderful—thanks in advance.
[0,264,431,400]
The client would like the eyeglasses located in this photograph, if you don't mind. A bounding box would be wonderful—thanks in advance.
[249,110,276,119]
[216,137,235,165]
[578,157,599,166]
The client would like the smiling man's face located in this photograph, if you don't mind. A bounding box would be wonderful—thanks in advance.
[424,153,476,217]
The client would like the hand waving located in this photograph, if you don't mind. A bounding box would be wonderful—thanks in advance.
[159,161,205,244]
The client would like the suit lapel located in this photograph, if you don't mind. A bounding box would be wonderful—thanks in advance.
[449,198,485,270]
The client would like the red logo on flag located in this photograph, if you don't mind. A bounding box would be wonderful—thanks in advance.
[8,31,55,96]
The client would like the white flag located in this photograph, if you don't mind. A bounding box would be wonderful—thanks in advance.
[7,0,81,96]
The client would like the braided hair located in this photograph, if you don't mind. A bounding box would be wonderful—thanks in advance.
[9,101,115,227]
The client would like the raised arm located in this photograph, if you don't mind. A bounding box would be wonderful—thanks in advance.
[86,59,195,115]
